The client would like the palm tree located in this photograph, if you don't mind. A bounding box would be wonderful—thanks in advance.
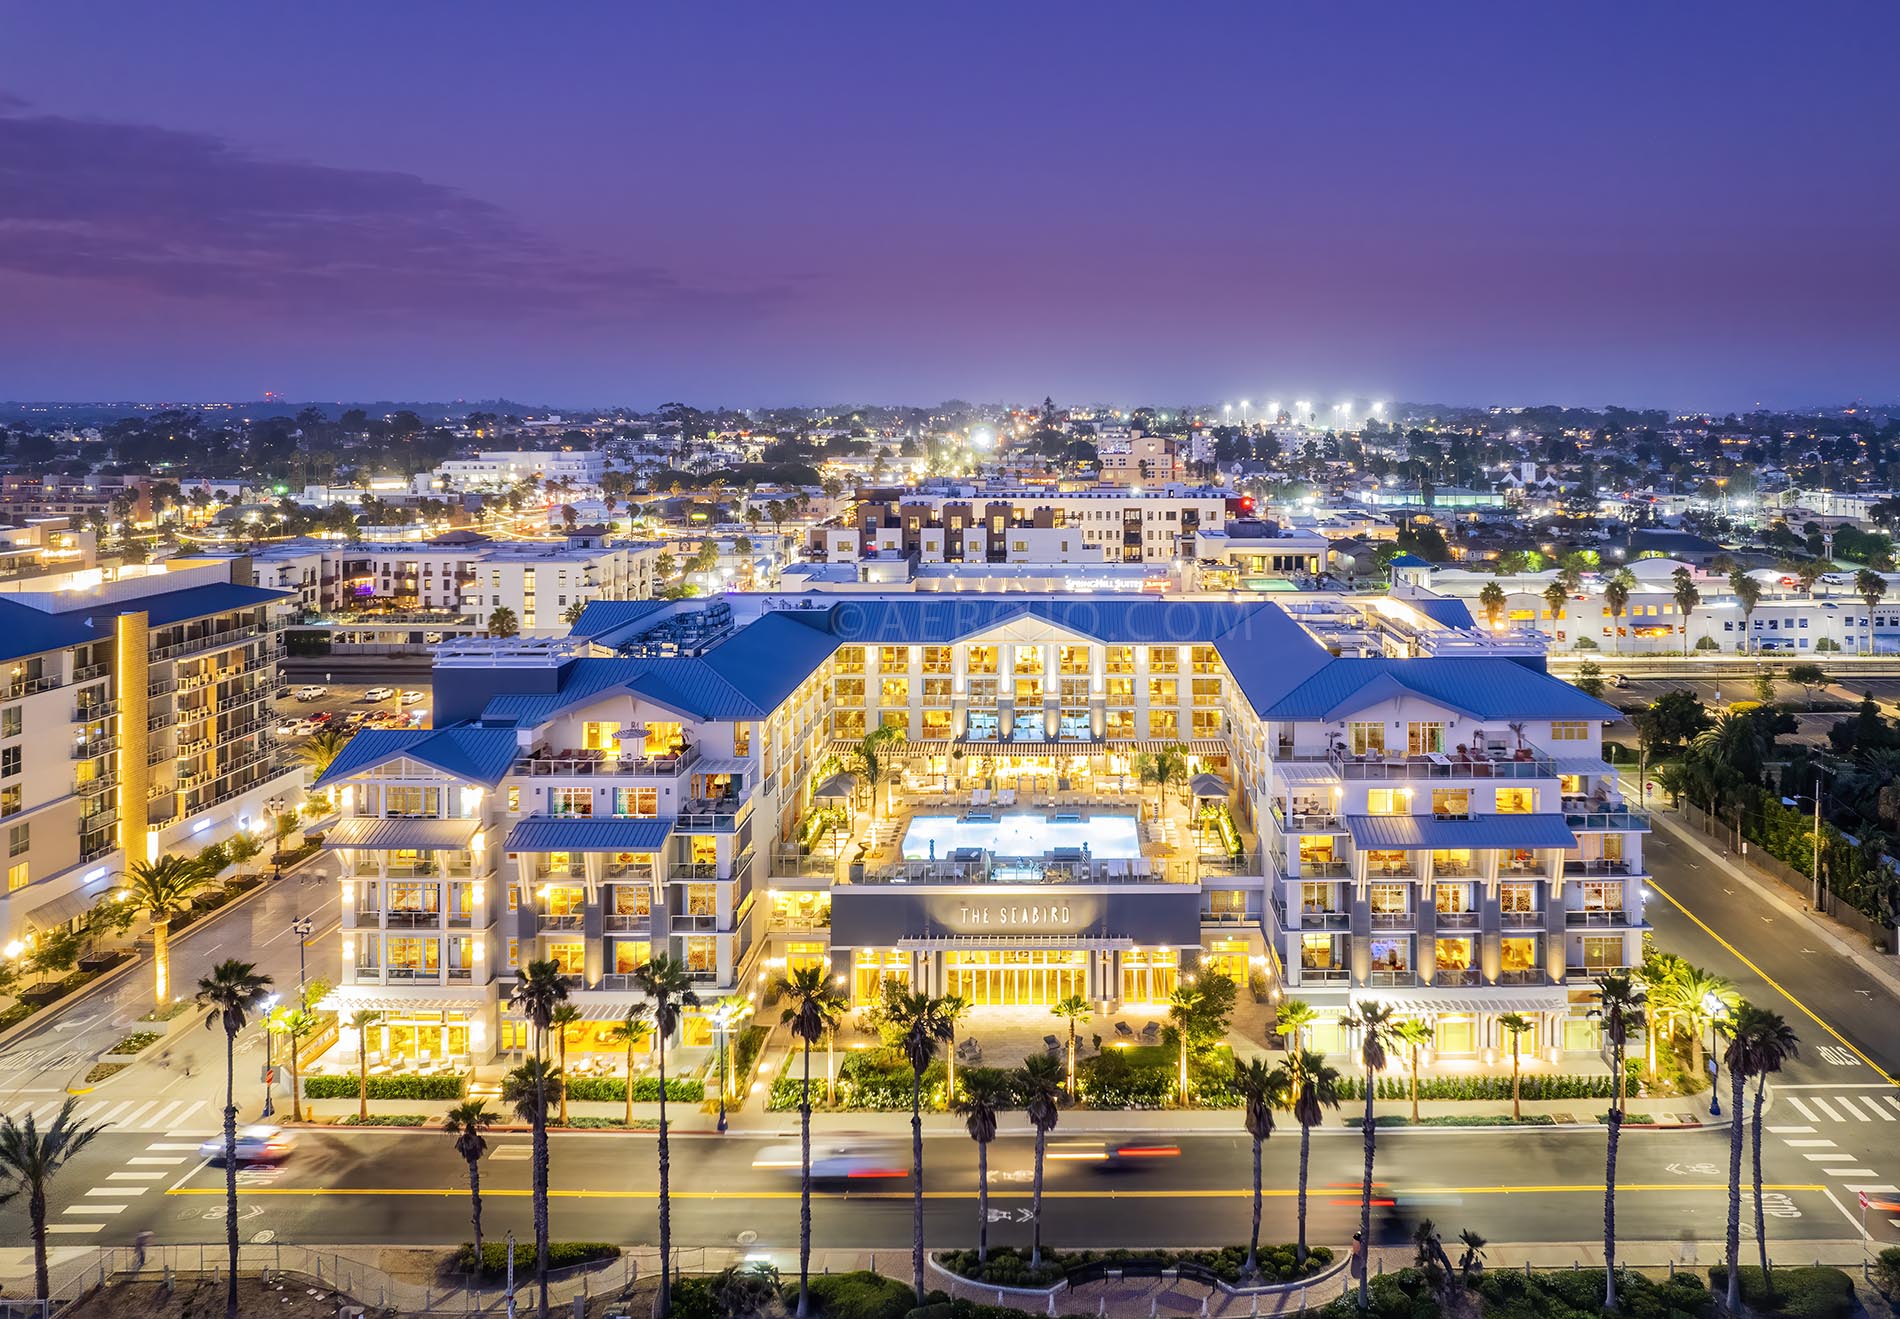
[297,727,351,782]
[1274,997,1316,1051]
[1654,965,1736,1081]
[954,1068,1014,1265]
[779,966,845,1318]
[501,1058,563,1319]
[122,854,214,1007]
[1719,1004,1755,1314]
[1234,1058,1286,1277]
[0,1098,108,1300]
[1051,993,1090,1094]
[349,1010,382,1120]
[487,605,520,638]
[1590,973,1646,1310]
[1343,1000,1394,1309]
[267,1002,318,1123]
[632,954,700,1319]
[1134,744,1188,820]
[607,1004,652,1128]
[1672,568,1701,653]
[1392,1018,1432,1124]
[1280,1048,1342,1266]
[1498,1013,1532,1122]
[1732,571,1764,653]
[508,959,570,1319]
[444,1100,495,1276]
[1542,578,1568,627]
[1732,1005,1800,1300]
[887,990,957,1303]
[1857,567,1888,618]
[1604,568,1634,653]
[941,993,970,1099]
[1477,581,1506,629]
[548,1004,583,1124]
[197,958,272,1319]
[1016,1053,1064,1269]
[852,724,908,818]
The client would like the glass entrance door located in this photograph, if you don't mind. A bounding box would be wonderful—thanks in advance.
[945,950,1087,1006]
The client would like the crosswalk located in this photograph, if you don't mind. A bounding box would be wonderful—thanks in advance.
[1780,1092,1900,1124]
[1766,1088,1900,1231]
[47,1138,197,1236]
[1,1097,210,1134]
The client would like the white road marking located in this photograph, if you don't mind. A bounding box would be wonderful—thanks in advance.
[86,1188,146,1197]
[1786,1140,1837,1147]
[1767,1125,1815,1134]
[144,1143,201,1151]
[1805,1153,1856,1162]
[127,1157,184,1166]
[1823,1167,1878,1177]
[1810,1097,1849,1121]
[1865,1096,1899,1121]
[62,1204,124,1215]
[1787,1097,1819,1121]
[106,1173,162,1181]
[45,1225,104,1235]
[1846,1184,1900,1194]
[144,1101,184,1128]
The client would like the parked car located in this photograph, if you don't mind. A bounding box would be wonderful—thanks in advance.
[295,685,327,701]
[399,690,425,705]
[199,1125,296,1164]
[363,686,395,701]
[307,711,334,727]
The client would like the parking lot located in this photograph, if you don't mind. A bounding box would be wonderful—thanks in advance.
[272,680,434,748]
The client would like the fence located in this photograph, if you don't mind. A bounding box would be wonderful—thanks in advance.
[1679,801,1897,952]
[18,1242,649,1318]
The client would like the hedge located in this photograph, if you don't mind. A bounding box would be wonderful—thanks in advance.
[1314,1265,1713,1319]
[938,1245,1334,1289]
[562,1076,704,1104]
[452,1241,619,1280]
[1707,1266,1856,1319]
[767,1052,947,1112]
[794,1271,915,1319]
[304,1073,467,1100]
[335,1114,428,1126]
[1336,1074,1614,1103]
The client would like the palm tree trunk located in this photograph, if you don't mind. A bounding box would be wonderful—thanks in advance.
[1409,1053,1419,1124]
[1614,1042,1626,1116]
[910,1072,926,1304]
[1512,1048,1521,1121]
[1359,1072,1375,1309]
[1030,1126,1046,1269]
[533,1102,549,1319]
[625,1043,635,1127]
[224,1029,240,1319]
[1725,1068,1746,1313]
[468,1156,484,1272]
[289,1046,303,1123]
[976,1139,990,1264]
[797,1039,813,1319]
[557,1037,568,1125]
[1246,1135,1262,1275]
[657,1025,672,1319]
[1753,1079,1770,1284]
[1297,1125,1311,1266]
[30,1186,48,1301]
[153,917,171,1007]
[1604,1108,1621,1310]
[359,1054,369,1121]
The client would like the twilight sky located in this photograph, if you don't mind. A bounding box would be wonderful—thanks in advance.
[2,2,1896,410]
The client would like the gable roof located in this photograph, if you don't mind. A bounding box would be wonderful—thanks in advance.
[313,726,521,789]
[1253,656,1618,723]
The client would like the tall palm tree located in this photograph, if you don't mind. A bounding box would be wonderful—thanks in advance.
[268,1002,318,1123]
[1274,998,1316,1051]
[954,1067,1014,1266]
[607,1004,652,1128]
[852,724,908,818]
[941,993,970,1099]
[348,1010,382,1121]
[1590,973,1646,1310]
[1280,1048,1342,1266]
[1343,1001,1394,1309]
[632,954,700,1319]
[501,1059,563,1319]
[297,727,351,782]
[779,966,845,1318]
[1731,1005,1800,1300]
[0,1098,108,1300]
[1015,1053,1064,1269]
[123,853,214,1007]
[443,1100,495,1276]
[548,1004,583,1124]
[1498,1013,1532,1122]
[1391,1018,1432,1124]
[887,990,957,1303]
[1051,994,1091,1095]
[508,959,570,1319]
[1604,568,1634,653]
[1652,964,1735,1081]
[1134,744,1189,820]
[1234,1059,1286,1277]
[1719,1005,1757,1314]
[196,958,272,1319]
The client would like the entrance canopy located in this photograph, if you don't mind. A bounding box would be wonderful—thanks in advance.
[1348,988,1567,1015]
[1189,772,1228,799]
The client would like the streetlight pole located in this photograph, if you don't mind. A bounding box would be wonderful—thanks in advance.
[292,915,313,996]
[1705,995,1724,1118]
[260,993,280,1119]
[1811,769,1825,911]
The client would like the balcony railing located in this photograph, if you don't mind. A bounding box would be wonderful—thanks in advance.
[1433,967,1481,987]
[382,966,442,982]
[1564,809,1652,832]
[1317,747,1558,780]
[70,663,108,684]
[71,737,117,760]
[537,913,585,931]
[676,798,747,832]
[447,967,474,982]
[1368,911,1414,929]
[1429,860,1480,878]
[1366,970,1418,986]
[149,626,263,662]
[73,701,118,722]
[1272,807,1344,832]
[1497,968,1548,986]
[1298,966,1351,983]
[512,745,700,778]
[604,914,650,932]
[1564,859,1633,877]
[383,910,443,927]
[1566,908,1635,927]
[1295,860,1350,878]
[3,675,60,698]
[1500,908,1544,928]
[1281,903,1351,930]
[1434,910,1480,930]
[669,863,721,881]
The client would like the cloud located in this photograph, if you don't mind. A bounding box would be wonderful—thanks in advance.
[0,93,776,323]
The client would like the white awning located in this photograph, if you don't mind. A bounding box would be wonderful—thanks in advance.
[896,935,1138,952]
[318,986,489,1014]
[323,817,482,850]
[1348,988,1568,1016]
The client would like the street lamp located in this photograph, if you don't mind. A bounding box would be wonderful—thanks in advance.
[260,993,281,1119]
[711,999,743,1134]
[1704,993,1727,1117]
[291,915,314,993]
[1785,767,1833,910]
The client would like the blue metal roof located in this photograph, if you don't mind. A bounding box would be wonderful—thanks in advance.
[314,726,520,789]
[566,599,672,642]
[1256,657,1618,723]
[0,582,286,665]
[1407,597,1476,630]
[1345,813,1579,851]
[504,817,674,853]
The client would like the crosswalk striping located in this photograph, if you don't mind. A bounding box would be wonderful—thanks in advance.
[1784,1093,1900,1123]
[1767,1125,1815,1134]
[0,1097,207,1132]
[46,1224,104,1235]
[1805,1153,1856,1162]
[1822,1167,1878,1178]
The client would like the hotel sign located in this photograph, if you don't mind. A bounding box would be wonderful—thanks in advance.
[956,902,1074,928]
[831,887,1200,947]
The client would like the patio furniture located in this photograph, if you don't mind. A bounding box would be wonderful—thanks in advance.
[1140,1022,1160,1043]
[1043,1034,1060,1050]
[998,788,1017,806]
[1114,1021,1134,1039]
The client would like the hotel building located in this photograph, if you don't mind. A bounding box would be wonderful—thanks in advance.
[313,593,1643,1068]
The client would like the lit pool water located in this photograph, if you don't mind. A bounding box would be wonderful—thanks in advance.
[901,812,1141,859]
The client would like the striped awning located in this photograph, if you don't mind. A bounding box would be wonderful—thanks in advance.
[318,986,489,1014]
[1348,988,1568,1015]
[896,935,1138,952]
[322,817,482,850]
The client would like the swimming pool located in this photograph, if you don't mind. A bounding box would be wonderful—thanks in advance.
[901,812,1141,859]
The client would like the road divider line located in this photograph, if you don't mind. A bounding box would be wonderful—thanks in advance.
[1647,877,1900,1085]
[162,1182,1832,1201]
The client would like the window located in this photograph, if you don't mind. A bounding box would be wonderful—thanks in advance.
[1550,721,1589,741]
[1147,709,1179,738]
[1495,787,1535,814]
[921,646,953,674]
[1105,677,1135,705]
[550,787,593,818]
[921,709,952,738]
[1580,936,1625,971]
[614,787,659,817]
[1430,789,1469,817]
[878,646,908,672]
[1434,882,1475,914]
[5,862,24,891]
[1148,678,1177,705]
[1191,709,1221,737]
[384,786,439,818]
[1367,938,1411,972]
[880,678,909,705]
[1500,936,1539,972]
[1191,677,1220,704]
[1147,646,1179,673]
[1500,881,1539,913]
[1347,722,1385,756]
[1104,646,1134,675]
[966,646,998,675]
[1579,880,1624,912]
[1365,788,1404,816]
[833,646,865,674]
[922,677,952,702]
[833,677,865,702]
[7,823,25,857]
[684,935,717,973]
[1104,710,1135,738]
[0,787,17,818]
[1406,722,1445,756]
[581,721,621,751]
[1368,883,1409,915]
[831,709,866,739]
[1299,933,1342,971]
[1434,937,1474,971]
[545,941,584,974]
[1013,677,1041,705]
[506,785,521,813]
[0,707,17,738]
[3,747,23,777]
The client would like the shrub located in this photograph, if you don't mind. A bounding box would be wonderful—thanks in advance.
[305,1073,467,1100]
[1876,1246,1900,1299]
[796,1270,915,1319]
[562,1076,704,1104]
[335,1114,428,1126]
[452,1241,619,1280]
[1707,1265,1854,1319]
[109,1030,162,1056]
[937,1245,1332,1289]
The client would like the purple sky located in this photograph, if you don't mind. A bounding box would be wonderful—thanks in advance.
[2,3,1896,410]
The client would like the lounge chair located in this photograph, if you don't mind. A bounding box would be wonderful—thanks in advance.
[1114,1021,1134,1039]
[1044,1034,1060,1050]
[1140,1021,1161,1043]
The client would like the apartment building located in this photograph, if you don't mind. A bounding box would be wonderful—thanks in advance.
[1096,432,1186,485]
[311,592,1635,1069]
[0,559,302,946]
[830,487,1230,566]
[435,450,608,493]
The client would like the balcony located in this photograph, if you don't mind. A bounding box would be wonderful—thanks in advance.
[1366,970,1418,987]
[1563,809,1652,832]
[1295,860,1350,878]
[71,737,117,760]
[604,913,651,932]
[1564,858,1633,877]
[1429,859,1480,878]
[537,912,585,931]
[1298,966,1351,983]
[513,745,699,778]
[1566,908,1636,927]
[1434,910,1481,930]
[146,678,174,699]
[1369,911,1414,930]
[1278,900,1351,931]
[1500,908,1544,929]
[1497,968,1548,986]
[447,966,474,983]
[383,910,443,928]
[70,663,108,684]
[669,862,721,881]
[669,911,720,932]
[1272,805,1344,833]
[73,701,118,722]
[382,966,443,983]
[677,798,746,832]
[149,626,263,662]
[3,675,59,698]
[1433,967,1481,987]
